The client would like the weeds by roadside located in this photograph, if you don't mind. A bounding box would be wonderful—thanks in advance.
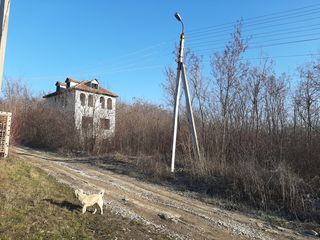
[0,156,169,240]
[87,152,320,236]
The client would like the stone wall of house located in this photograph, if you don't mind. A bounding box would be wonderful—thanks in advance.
[74,90,116,138]
[44,89,116,139]
[44,91,76,119]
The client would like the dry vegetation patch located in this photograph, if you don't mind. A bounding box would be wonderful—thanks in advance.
[0,157,170,240]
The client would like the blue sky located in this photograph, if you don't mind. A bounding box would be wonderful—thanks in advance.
[4,0,320,104]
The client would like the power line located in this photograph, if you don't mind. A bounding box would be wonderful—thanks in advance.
[72,4,320,76]
[32,4,320,80]
[243,53,320,61]
[202,53,320,63]
[187,3,320,35]
[250,37,320,50]
[86,16,320,75]
[76,41,170,73]
[189,31,320,51]
[188,8,320,38]
[188,15,320,41]
[23,64,163,81]
[22,51,320,81]
[194,37,320,55]
[187,24,320,48]
[96,52,157,69]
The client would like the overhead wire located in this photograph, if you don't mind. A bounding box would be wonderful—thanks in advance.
[188,15,320,41]
[243,53,320,61]
[24,3,320,80]
[75,41,170,74]
[194,37,320,55]
[200,53,320,64]
[189,31,320,52]
[80,2,320,73]
[83,3,320,74]
[187,8,320,38]
[187,3,320,35]
[187,24,320,48]
[83,51,157,72]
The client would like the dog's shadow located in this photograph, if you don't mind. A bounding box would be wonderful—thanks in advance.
[43,198,81,212]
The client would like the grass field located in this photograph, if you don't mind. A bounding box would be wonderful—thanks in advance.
[0,156,169,240]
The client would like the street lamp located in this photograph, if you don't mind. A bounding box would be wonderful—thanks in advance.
[174,12,184,33]
[174,12,185,64]
[170,12,200,173]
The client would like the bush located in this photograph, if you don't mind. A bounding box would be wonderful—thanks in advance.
[16,102,79,151]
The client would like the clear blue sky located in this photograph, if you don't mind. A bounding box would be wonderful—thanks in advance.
[4,0,320,104]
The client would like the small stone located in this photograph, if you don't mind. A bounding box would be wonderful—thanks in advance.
[122,197,128,204]
[171,218,178,223]
[303,230,318,236]
[158,212,180,223]
[276,226,286,232]
[255,222,264,228]
[158,212,172,220]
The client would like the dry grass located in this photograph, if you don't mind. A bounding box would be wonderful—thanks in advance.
[0,156,169,240]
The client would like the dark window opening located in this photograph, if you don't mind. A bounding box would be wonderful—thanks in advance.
[80,93,86,106]
[100,97,105,109]
[82,116,93,129]
[88,95,93,107]
[107,98,112,110]
[100,118,110,130]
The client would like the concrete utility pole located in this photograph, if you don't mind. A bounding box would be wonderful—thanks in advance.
[171,12,200,173]
[0,1,11,159]
[0,0,10,90]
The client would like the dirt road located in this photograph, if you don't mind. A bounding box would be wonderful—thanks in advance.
[12,146,310,240]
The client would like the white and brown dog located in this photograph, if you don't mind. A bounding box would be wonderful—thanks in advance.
[75,189,105,215]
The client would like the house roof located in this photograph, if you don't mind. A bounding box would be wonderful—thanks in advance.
[43,79,118,98]
[55,81,66,86]
[92,78,99,84]
[75,81,118,97]
[65,77,80,83]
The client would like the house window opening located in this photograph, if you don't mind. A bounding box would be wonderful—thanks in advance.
[107,98,112,110]
[80,93,86,106]
[100,97,105,109]
[100,118,110,130]
[88,95,93,107]
[82,116,93,129]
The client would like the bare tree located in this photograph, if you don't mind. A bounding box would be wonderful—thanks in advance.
[210,23,249,167]
[295,64,320,141]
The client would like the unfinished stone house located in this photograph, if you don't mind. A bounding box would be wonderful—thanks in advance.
[43,77,118,139]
